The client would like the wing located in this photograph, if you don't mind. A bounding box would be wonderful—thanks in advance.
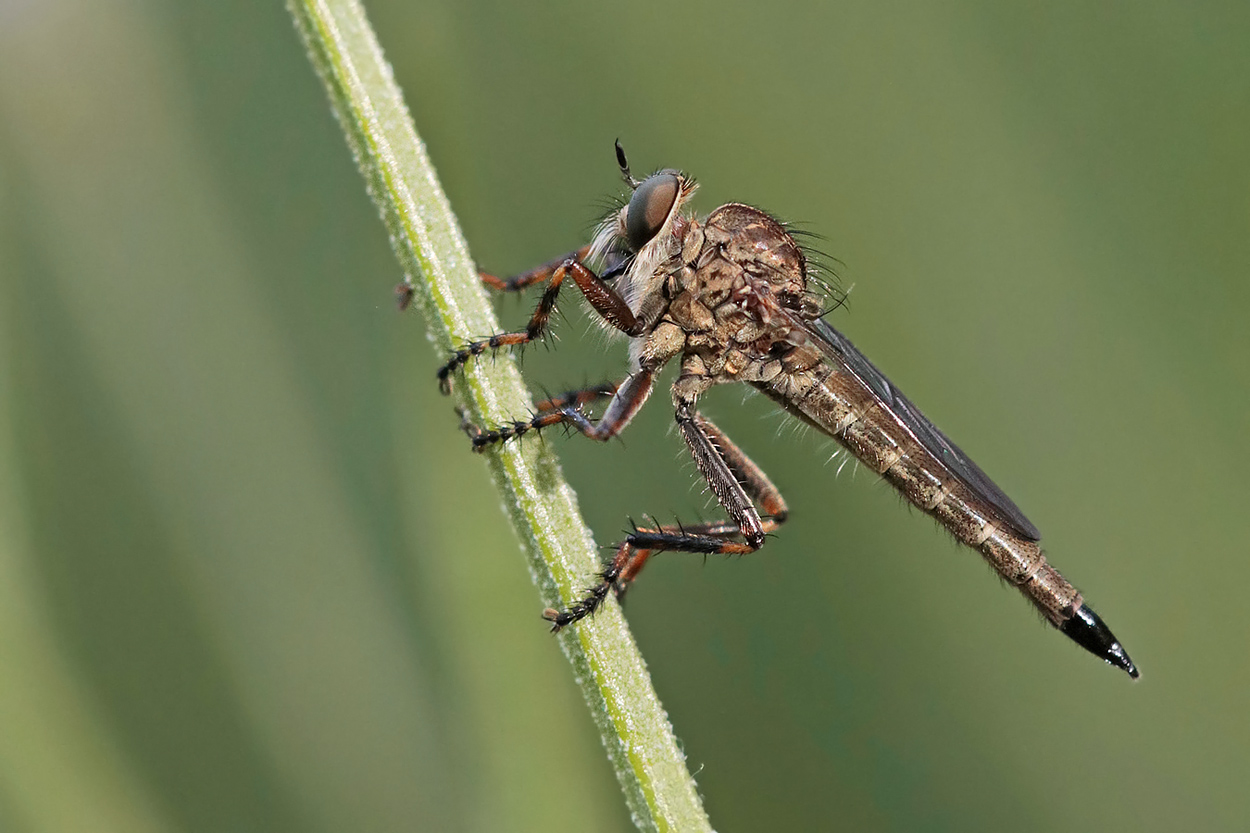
[803,316,1041,541]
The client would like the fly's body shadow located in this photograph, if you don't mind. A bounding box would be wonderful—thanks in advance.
[428,143,1137,679]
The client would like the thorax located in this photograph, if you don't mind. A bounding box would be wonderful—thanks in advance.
[635,203,819,383]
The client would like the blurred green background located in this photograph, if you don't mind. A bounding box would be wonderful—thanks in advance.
[1,1,1248,831]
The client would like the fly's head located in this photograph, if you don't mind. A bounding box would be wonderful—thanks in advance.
[589,142,698,309]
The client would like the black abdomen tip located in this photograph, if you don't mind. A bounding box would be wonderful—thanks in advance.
[1060,604,1139,679]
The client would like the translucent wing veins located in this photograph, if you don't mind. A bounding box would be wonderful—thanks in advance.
[804,317,1041,541]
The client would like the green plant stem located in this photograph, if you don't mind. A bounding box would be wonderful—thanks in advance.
[287,2,713,830]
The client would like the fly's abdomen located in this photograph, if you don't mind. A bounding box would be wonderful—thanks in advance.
[786,370,1082,625]
[921,478,1080,624]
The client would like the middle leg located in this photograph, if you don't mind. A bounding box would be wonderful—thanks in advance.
[461,367,655,452]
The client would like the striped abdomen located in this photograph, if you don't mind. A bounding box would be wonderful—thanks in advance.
[761,365,1082,626]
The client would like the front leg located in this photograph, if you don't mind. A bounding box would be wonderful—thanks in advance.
[479,245,592,292]
[437,255,643,394]
[436,260,570,394]
[531,381,619,413]
[395,246,595,311]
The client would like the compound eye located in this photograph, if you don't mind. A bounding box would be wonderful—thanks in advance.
[625,173,680,251]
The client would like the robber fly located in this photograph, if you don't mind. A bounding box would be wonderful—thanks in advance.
[434,143,1138,678]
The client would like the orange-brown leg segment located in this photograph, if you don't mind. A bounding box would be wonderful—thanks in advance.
[460,369,654,451]
[544,408,789,630]
[395,246,593,312]
[531,381,618,413]
[437,251,641,394]
[436,264,568,394]
[478,245,592,292]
